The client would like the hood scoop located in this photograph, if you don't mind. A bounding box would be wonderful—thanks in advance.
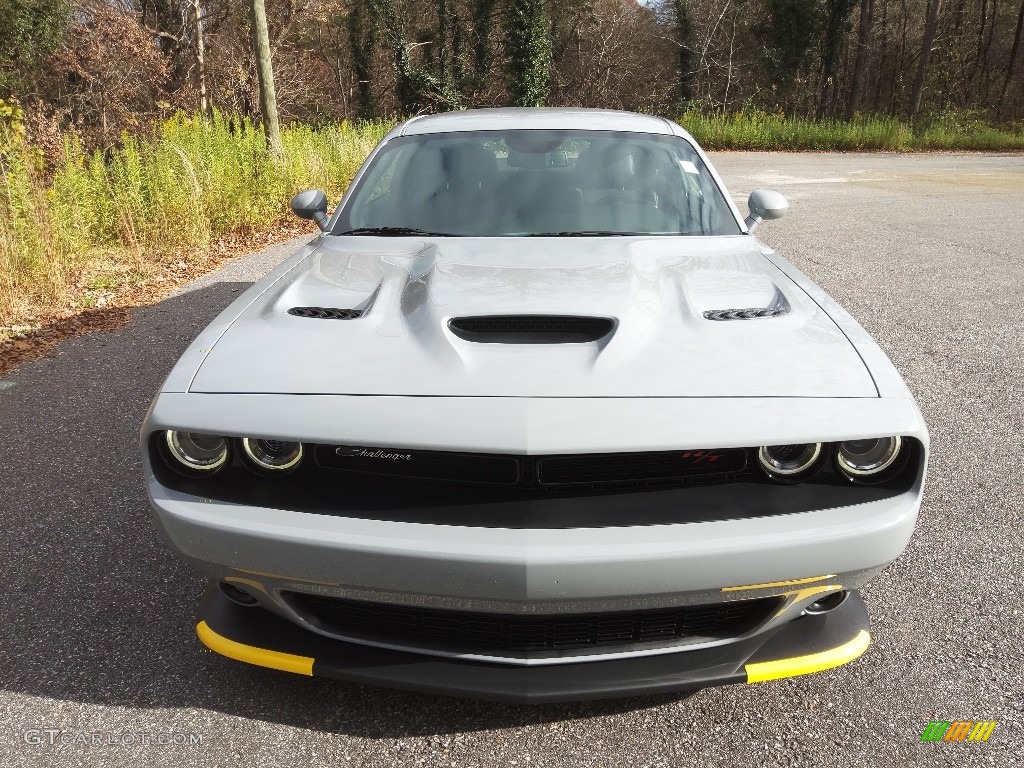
[448,315,615,344]
[288,307,364,320]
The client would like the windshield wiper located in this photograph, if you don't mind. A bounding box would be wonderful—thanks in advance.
[526,231,646,237]
[336,226,458,237]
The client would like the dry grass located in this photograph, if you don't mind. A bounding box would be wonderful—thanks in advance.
[0,111,389,340]
[681,109,1024,151]
[0,219,311,376]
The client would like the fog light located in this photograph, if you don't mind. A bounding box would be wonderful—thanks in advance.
[164,431,228,473]
[803,590,848,615]
[758,443,822,478]
[837,436,902,477]
[242,438,304,472]
[219,581,259,606]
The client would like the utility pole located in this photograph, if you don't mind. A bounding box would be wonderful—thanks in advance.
[193,0,210,116]
[250,0,282,155]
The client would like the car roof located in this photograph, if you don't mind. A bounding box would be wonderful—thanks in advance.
[397,108,678,136]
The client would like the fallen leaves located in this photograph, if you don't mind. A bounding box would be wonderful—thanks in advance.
[0,219,312,378]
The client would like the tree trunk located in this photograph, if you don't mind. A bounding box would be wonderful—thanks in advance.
[371,0,419,113]
[889,0,910,115]
[981,0,999,91]
[472,0,496,79]
[908,0,942,119]
[847,0,874,118]
[347,0,376,118]
[999,0,1024,116]
[504,0,551,107]
[192,0,209,116]
[250,0,282,156]
[872,0,888,111]
[967,0,989,86]
[674,0,695,103]
[818,0,857,120]
[437,0,456,103]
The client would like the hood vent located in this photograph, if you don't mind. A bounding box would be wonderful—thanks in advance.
[448,315,615,344]
[703,307,789,321]
[288,307,364,320]
[704,287,791,321]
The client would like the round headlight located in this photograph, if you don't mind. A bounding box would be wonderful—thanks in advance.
[836,436,903,477]
[164,431,228,473]
[758,443,822,477]
[242,438,304,472]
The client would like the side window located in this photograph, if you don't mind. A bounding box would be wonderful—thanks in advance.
[348,144,410,228]
[673,144,733,235]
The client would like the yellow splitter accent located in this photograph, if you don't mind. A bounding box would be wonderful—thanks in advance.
[197,621,314,676]
[722,575,836,592]
[745,630,870,683]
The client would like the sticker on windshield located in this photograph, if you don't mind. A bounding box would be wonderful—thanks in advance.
[679,160,700,175]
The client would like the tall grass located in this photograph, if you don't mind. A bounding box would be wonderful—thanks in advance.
[681,109,1024,151]
[1,111,389,328]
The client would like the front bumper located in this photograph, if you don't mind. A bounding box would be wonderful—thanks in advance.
[149,470,919,614]
[145,394,925,686]
[197,582,871,703]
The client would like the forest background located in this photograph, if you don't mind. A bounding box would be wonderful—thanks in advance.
[1,0,1022,346]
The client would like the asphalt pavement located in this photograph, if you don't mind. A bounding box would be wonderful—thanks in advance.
[0,152,1021,767]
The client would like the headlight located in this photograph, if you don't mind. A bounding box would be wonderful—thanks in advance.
[758,443,822,478]
[241,438,304,472]
[836,436,903,477]
[164,431,229,473]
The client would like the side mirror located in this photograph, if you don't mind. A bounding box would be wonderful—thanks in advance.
[745,189,789,232]
[290,189,330,232]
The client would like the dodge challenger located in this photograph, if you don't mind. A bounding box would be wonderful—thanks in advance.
[142,108,928,702]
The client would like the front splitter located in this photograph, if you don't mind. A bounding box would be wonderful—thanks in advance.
[196,583,871,703]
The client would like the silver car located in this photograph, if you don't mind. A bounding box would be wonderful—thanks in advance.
[142,108,928,702]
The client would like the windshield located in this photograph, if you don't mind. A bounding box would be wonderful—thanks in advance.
[335,130,741,237]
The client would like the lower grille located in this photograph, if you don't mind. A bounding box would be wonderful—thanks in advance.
[316,445,520,485]
[287,593,781,655]
[538,449,746,484]
[315,445,747,488]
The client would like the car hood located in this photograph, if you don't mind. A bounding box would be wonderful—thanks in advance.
[188,236,877,398]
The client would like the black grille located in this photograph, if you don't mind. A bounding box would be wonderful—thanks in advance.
[288,307,364,319]
[448,315,614,343]
[316,445,746,488]
[316,446,519,485]
[703,307,788,321]
[538,449,746,485]
[288,593,781,654]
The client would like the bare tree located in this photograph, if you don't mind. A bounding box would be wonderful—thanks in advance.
[846,0,873,118]
[1000,0,1024,116]
[908,0,942,119]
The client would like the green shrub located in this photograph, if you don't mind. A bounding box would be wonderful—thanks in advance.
[679,109,1022,151]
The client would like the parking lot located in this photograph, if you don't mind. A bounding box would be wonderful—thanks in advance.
[0,152,1020,767]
